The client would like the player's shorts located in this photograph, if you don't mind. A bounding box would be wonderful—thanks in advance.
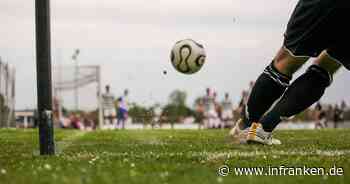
[103,108,116,118]
[221,110,233,120]
[117,107,128,120]
[284,0,350,70]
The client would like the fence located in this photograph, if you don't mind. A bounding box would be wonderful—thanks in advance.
[0,57,16,127]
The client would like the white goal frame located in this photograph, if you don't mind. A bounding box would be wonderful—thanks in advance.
[53,65,103,128]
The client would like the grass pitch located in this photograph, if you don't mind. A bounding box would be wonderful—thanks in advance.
[0,128,349,184]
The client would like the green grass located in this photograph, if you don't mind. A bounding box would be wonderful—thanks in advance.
[0,129,349,184]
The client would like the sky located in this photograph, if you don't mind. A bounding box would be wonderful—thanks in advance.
[0,0,349,110]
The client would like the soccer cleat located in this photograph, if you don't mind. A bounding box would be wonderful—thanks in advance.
[229,119,249,144]
[246,122,281,145]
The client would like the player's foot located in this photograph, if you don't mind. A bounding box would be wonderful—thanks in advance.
[229,119,249,144]
[247,122,281,145]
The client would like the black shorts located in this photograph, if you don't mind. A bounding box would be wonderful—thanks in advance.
[284,0,350,70]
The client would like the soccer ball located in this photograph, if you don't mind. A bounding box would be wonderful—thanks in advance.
[170,39,206,74]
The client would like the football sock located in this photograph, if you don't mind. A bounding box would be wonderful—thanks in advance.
[243,61,291,128]
[261,65,332,132]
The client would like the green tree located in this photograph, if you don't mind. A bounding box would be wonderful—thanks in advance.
[161,90,195,128]
[192,96,205,127]
[169,90,187,106]
[128,103,154,128]
[344,110,350,121]
[193,96,203,108]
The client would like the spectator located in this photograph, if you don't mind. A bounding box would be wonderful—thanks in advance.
[341,100,347,111]
[314,102,327,129]
[202,88,218,128]
[238,90,249,119]
[83,116,95,131]
[213,91,221,128]
[71,113,83,130]
[194,98,205,129]
[221,93,234,128]
[333,104,342,128]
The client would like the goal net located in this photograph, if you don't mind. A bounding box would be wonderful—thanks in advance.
[52,65,102,127]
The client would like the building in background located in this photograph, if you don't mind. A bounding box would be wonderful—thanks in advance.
[15,109,36,128]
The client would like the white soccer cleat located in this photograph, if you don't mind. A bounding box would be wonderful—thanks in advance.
[229,119,249,144]
[247,122,281,145]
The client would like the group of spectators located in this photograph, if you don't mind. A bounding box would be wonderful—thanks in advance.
[57,82,348,130]
[194,82,254,129]
[59,113,96,131]
[194,80,349,130]
[314,101,347,129]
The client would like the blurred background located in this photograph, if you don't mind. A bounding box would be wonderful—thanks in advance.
[0,0,349,129]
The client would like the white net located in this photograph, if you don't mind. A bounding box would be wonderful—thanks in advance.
[53,65,100,91]
[52,65,102,126]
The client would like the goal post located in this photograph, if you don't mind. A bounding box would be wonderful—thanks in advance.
[53,65,103,128]
[97,66,103,129]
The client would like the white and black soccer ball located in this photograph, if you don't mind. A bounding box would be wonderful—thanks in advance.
[170,39,206,74]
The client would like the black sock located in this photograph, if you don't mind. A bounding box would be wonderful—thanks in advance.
[261,65,332,132]
[243,62,291,128]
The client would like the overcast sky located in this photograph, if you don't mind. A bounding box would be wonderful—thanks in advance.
[0,0,349,110]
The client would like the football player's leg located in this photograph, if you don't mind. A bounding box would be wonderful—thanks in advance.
[261,50,342,132]
[244,47,308,128]
[248,0,343,132]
